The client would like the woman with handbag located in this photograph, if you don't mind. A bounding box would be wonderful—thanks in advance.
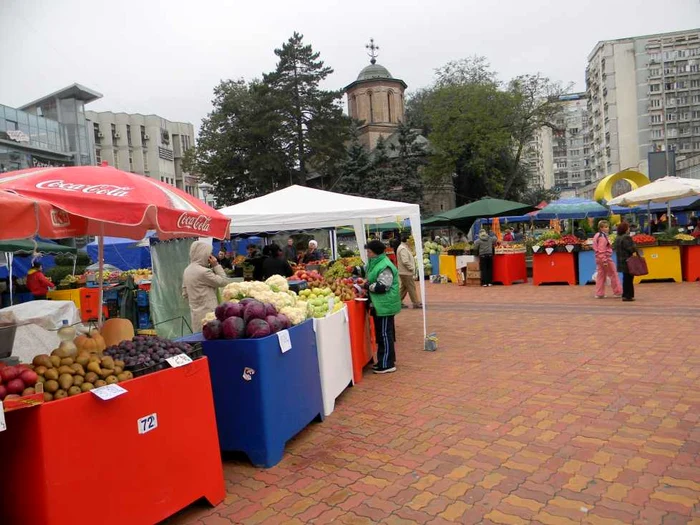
[614,222,639,302]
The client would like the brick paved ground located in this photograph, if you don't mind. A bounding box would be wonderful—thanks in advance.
[164,281,700,524]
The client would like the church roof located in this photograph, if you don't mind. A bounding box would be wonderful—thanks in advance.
[357,63,393,81]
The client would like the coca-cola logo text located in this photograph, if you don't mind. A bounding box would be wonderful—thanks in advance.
[50,209,71,228]
[36,180,132,198]
[177,213,212,232]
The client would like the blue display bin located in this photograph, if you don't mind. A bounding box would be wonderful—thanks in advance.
[177,320,323,468]
[429,254,440,276]
[577,250,623,285]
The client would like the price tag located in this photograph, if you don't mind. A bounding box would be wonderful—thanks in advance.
[166,353,193,368]
[651,253,659,259]
[0,401,6,433]
[91,384,128,401]
[137,413,158,434]
[277,329,292,353]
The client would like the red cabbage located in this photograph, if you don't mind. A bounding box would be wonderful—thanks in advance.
[266,315,284,333]
[264,303,277,317]
[203,319,223,340]
[222,317,245,339]
[215,302,241,321]
[243,301,266,324]
[276,313,291,329]
[246,319,271,338]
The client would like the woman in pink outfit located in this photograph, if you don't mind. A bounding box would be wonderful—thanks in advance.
[592,220,622,298]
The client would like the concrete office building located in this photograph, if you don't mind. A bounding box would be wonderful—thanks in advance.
[586,28,700,180]
[84,111,198,197]
[552,93,590,190]
[1,84,102,172]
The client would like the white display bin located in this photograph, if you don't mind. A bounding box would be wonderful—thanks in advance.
[313,306,354,416]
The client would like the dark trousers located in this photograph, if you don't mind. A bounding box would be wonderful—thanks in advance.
[622,273,634,299]
[372,313,396,369]
[479,255,493,285]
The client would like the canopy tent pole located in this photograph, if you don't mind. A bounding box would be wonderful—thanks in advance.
[409,214,428,340]
[97,226,105,328]
[7,252,13,306]
[352,219,368,264]
[647,202,652,234]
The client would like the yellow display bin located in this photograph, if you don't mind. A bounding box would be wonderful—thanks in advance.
[635,245,682,284]
[47,288,82,309]
[438,255,458,283]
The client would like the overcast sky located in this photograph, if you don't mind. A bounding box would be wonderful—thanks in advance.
[2,0,698,134]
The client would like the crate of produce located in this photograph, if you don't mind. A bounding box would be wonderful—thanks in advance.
[136,290,149,307]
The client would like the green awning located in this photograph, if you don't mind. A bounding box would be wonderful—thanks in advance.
[0,239,77,255]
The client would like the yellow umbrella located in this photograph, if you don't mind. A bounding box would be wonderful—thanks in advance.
[492,217,502,241]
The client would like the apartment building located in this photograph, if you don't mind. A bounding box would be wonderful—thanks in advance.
[84,111,199,197]
[586,28,700,180]
[525,127,554,189]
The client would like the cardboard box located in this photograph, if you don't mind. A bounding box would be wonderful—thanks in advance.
[465,278,482,286]
[466,270,481,279]
[466,261,480,271]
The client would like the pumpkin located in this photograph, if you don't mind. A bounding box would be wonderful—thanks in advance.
[74,329,106,353]
[101,318,135,348]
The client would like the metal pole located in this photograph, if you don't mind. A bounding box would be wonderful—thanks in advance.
[97,225,105,328]
[667,201,672,232]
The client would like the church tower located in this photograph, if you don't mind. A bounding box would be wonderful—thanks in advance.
[344,39,407,150]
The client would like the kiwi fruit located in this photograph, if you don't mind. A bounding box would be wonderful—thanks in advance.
[98,368,114,379]
[49,355,61,368]
[72,375,84,387]
[32,354,52,368]
[54,389,68,400]
[71,364,85,376]
[76,353,90,367]
[60,357,74,366]
[84,372,98,384]
[68,386,82,396]
[80,382,94,392]
[44,368,59,381]
[94,380,107,388]
[59,373,74,391]
[44,379,59,393]
[43,392,54,402]
[105,375,118,385]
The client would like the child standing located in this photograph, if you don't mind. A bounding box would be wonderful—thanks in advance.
[592,220,622,299]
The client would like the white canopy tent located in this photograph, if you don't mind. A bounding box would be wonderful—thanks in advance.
[219,185,428,339]
[608,176,700,231]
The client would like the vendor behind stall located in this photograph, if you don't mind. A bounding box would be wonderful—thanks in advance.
[302,240,322,263]
[27,261,55,300]
[262,244,293,279]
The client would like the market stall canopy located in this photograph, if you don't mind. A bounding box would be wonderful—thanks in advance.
[0,190,87,241]
[647,195,700,212]
[536,198,609,219]
[0,238,77,255]
[422,197,537,228]
[0,164,231,239]
[607,177,700,207]
[86,236,152,271]
[219,185,419,233]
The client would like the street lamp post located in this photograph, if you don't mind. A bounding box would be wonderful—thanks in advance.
[198,182,214,207]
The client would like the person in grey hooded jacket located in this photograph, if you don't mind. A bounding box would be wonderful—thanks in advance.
[473,230,496,286]
[183,240,230,331]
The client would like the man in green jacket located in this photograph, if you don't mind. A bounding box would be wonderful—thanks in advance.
[361,240,402,374]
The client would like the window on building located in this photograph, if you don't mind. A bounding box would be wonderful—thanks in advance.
[143,150,149,172]
[652,129,664,138]
[95,149,101,164]
[368,91,374,123]
[677,96,689,105]
[129,153,134,172]
[650,84,661,92]
[677,81,687,89]
[126,125,132,146]
[694,141,700,150]
[649,68,660,76]
[680,111,690,120]
[93,123,101,144]
[650,114,663,124]
[387,92,393,123]
[667,112,677,121]
[113,150,119,169]
[650,98,662,108]
[111,123,117,142]
[140,125,146,143]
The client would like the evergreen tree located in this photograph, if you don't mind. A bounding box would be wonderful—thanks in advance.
[333,126,371,196]
[388,122,425,205]
[264,32,350,186]
[368,137,394,198]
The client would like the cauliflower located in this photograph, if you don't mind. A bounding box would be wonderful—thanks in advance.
[265,275,289,293]
[202,311,216,326]
[280,301,309,325]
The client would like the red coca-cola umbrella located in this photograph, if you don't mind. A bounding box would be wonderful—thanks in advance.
[0,164,229,239]
[0,164,230,324]
[0,190,90,240]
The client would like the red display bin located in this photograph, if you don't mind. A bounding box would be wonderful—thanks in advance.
[493,253,527,285]
[0,357,225,525]
[681,244,700,282]
[345,299,373,383]
[79,286,110,322]
[532,251,576,285]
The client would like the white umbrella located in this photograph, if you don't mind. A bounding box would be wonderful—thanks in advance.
[608,177,700,232]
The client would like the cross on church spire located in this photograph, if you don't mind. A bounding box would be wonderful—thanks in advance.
[365,38,379,65]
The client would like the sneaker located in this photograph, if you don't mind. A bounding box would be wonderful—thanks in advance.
[613,294,622,298]
[482,284,487,287]
[412,303,423,309]
[373,366,396,374]
[595,295,605,299]
[401,304,409,309]
[622,297,635,302]
[487,284,493,287]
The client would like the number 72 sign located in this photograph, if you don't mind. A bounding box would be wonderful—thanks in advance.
[137,413,158,434]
